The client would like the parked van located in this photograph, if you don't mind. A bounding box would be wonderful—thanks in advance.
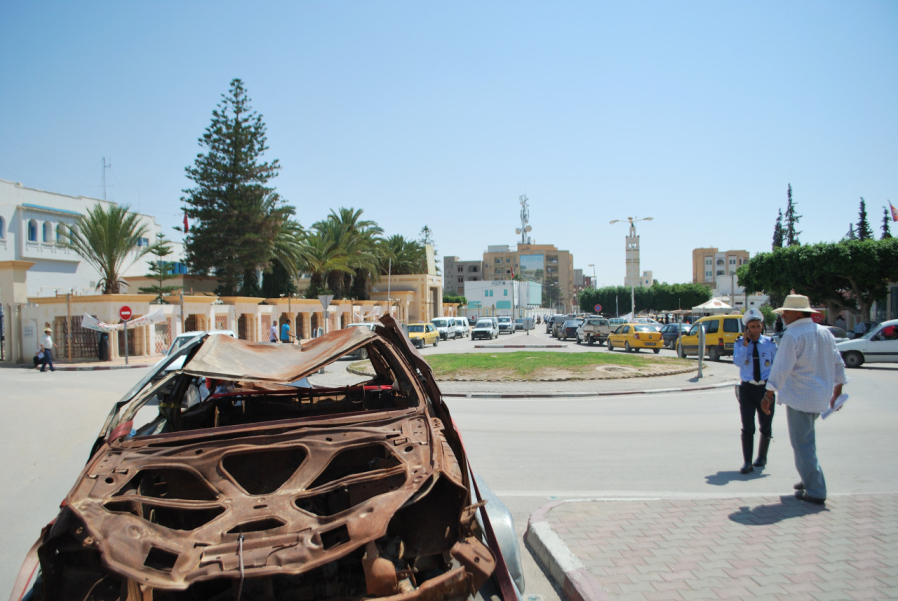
[453,317,470,337]
[676,314,744,361]
[431,317,458,340]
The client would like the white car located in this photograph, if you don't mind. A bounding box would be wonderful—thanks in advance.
[431,317,459,340]
[471,319,499,340]
[837,319,898,368]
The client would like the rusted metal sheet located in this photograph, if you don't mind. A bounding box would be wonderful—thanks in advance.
[183,327,377,383]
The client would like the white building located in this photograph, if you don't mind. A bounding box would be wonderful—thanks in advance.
[0,178,184,301]
[462,280,542,317]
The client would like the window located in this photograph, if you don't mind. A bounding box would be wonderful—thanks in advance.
[729,258,736,265]
[457,266,463,272]
[0,216,5,239]
[723,319,740,333]
[56,223,65,243]
[716,259,724,265]
[136,237,150,247]
[706,320,719,334]
[495,258,501,264]
[705,271,712,277]
[506,258,511,263]
[27,220,37,242]
[457,277,463,283]
[503,289,508,296]
[716,270,724,276]
[42,222,52,243]
[705,258,712,265]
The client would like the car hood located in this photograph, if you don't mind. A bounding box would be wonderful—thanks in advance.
[836,339,866,351]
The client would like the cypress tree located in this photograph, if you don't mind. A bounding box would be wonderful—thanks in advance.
[884,206,893,239]
[772,209,784,249]
[856,197,873,241]
[181,78,292,296]
[784,184,801,246]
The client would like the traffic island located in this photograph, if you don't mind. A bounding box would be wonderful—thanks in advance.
[348,351,697,382]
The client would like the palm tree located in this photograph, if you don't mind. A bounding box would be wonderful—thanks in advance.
[62,203,151,294]
[379,235,426,275]
[295,231,354,298]
[312,208,383,299]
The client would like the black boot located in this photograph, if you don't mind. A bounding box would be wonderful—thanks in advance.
[753,435,771,467]
[740,433,754,474]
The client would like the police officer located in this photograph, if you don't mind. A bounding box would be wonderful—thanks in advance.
[734,308,777,473]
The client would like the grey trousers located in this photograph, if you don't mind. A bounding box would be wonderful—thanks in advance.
[786,406,827,499]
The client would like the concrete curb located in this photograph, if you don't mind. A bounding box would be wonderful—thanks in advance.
[474,344,565,349]
[0,362,152,371]
[525,501,612,601]
[443,380,738,398]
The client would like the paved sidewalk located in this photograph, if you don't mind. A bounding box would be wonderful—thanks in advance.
[526,494,898,601]
[0,356,154,370]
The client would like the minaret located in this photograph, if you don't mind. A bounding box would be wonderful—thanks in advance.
[624,218,640,288]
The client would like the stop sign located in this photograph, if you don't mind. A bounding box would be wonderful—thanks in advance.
[119,306,132,320]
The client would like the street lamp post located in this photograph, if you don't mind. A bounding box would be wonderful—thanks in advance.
[587,263,596,289]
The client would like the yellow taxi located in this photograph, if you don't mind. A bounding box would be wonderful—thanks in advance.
[406,322,440,348]
[607,323,663,353]
[676,314,744,361]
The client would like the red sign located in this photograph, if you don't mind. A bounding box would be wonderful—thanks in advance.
[119,306,132,321]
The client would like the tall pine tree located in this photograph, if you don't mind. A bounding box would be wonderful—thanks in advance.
[181,79,293,296]
[772,209,784,249]
[784,184,801,246]
[856,197,873,241]
[884,206,893,239]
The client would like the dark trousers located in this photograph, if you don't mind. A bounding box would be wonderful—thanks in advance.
[739,382,773,437]
[40,349,55,371]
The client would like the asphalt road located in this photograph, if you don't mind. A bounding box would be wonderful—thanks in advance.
[1,348,894,600]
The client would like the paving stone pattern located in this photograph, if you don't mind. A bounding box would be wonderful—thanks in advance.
[546,494,898,601]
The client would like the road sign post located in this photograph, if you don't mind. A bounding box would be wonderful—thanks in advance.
[318,295,334,336]
[594,304,602,313]
[119,306,132,365]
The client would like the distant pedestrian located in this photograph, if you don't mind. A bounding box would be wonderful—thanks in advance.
[39,327,57,372]
[834,314,845,330]
[762,294,848,506]
[269,322,278,343]
[774,316,784,334]
[733,309,777,474]
[280,321,291,343]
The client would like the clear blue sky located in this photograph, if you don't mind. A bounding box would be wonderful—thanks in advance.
[1,1,895,286]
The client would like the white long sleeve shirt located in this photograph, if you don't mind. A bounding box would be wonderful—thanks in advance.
[766,318,848,413]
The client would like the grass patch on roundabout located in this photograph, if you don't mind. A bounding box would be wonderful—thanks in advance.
[351,351,692,381]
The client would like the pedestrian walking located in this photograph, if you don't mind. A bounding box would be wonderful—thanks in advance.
[269,321,278,343]
[280,320,291,343]
[774,315,784,334]
[733,308,777,473]
[39,327,57,372]
[762,294,848,506]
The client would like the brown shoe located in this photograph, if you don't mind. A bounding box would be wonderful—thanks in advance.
[795,490,825,505]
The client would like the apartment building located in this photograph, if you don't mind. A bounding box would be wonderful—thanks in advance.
[443,256,484,296]
[692,247,750,294]
[482,243,574,311]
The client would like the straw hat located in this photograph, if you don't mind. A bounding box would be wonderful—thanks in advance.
[772,294,818,314]
[44,327,52,333]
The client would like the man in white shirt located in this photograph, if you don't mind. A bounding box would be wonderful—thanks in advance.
[762,294,848,506]
[269,322,278,343]
[39,327,57,372]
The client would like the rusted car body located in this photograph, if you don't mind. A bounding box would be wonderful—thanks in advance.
[15,316,522,601]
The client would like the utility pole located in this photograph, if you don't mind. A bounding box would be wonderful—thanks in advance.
[102,157,111,201]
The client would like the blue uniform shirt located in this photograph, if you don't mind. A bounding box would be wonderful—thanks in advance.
[733,334,777,382]
[281,322,291,342]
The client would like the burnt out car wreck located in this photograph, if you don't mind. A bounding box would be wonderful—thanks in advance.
[14,316,523,601]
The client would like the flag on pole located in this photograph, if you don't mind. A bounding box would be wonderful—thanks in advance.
[183,210,189,232]
[890,201,898,222]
